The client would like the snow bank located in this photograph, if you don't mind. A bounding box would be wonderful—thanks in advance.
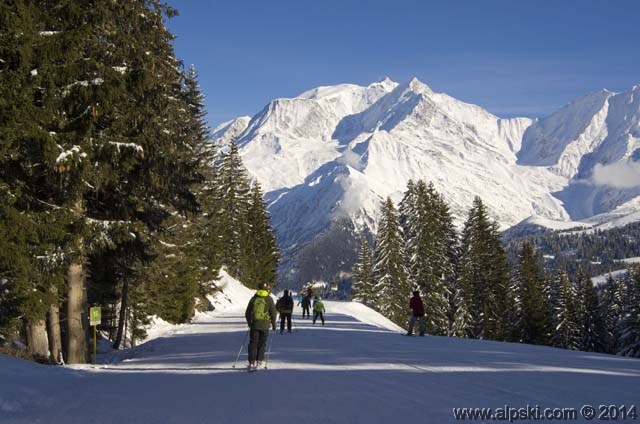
[592,269,629,286]
[325,300,403,332]
[523,215,590,231]
[140,315,182,344]
[136,271,254,345]
[615,257,640,264]
[204,269,254,314]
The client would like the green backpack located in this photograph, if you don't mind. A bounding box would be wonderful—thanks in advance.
[252,296,270,322]
[314,300,324,312]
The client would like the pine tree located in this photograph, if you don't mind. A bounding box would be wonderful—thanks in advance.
[216,139,251,278]
[352,236,375,305]
[406,181,453,335]
[617,268,640,357]
[241,183,279,289]
[551,273,580,350]
[599,276,625,354]
[448,280,471,337]
[459,197,510,340]
[398,180,418,291]
[514,242,551,345]
[576,273,602,352]
[1,1,215,361]
[372,197,410,325]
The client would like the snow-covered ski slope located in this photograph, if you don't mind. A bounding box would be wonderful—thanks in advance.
[2,275,640,423]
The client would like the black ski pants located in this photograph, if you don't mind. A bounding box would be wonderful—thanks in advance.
[248,328,269,363]
[302,306,310,318]
[313,311,325,325]
[280,313,292,332]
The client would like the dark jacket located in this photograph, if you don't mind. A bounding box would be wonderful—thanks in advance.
[245,290,277,331]
[301,295,311,308]
[276,295,294,314]
[409,295,425,317]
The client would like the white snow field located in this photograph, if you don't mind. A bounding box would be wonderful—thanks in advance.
[2,275,640,423]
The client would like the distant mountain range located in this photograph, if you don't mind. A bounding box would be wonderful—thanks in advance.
[213,77,640,283]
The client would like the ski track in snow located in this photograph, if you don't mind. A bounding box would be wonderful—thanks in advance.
[2,301,640,423]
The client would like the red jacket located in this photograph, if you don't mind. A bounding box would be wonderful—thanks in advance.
[409,295,425,317]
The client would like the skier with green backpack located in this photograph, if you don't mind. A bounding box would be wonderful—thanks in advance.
[245,283,277,371]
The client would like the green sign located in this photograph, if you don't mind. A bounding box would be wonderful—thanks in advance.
[90,306,101,326]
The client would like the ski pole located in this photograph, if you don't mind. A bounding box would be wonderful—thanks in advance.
[265,329,274,369]
[232,329,250,369]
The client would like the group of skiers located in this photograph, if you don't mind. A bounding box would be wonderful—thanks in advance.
[244,284,326,371]
[243,284,428,370]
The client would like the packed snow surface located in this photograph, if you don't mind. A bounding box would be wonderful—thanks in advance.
[2,275,640,423]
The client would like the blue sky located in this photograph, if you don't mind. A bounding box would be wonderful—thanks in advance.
[166,0,640,126]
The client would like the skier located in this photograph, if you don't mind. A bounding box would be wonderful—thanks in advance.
[406,290,426,336]
[245,283,277,370]
[301,293,312,319]
[312,296,325,325]
[276,289,294,333]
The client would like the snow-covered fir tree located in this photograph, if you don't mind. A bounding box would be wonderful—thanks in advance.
[372,197,410,325]
[399,181,453,335]
[513,242,551,345]
[617,268,640,357]
[599,276,625,354]
[216,139,251,278]
[459,197,510,340]
[352,236,375,305]
[551,273,580,350]
[576,273,603,352]
[0,1,280,363]
[398,180,418,290]
[240,183,279,289]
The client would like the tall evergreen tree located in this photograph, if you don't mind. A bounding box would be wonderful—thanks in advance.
[599,276,625,354]
[241,183,279,289]
[407,181,453,335]
[352,236,375,305]
[398,180,418,290]
[617,268,640,357]
[372,197,410,325]
[0,1,218,362]
[216,139,251,278]
[551,273,580,350]
[459,197,510,340]
[576,273,603,352]
[513,242,551,345]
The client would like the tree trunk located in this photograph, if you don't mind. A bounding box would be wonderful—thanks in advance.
[113,278,129,350]
[66,260,87,363]
[66,198,87,364]
[46,289,63,364]
[26,319,49,360]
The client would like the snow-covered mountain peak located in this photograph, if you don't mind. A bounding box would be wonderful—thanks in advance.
[214,78,640,280]
[407,76,433,94]
[517,89,613,174]
[211,116,251,146]
[374,76,397,89]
